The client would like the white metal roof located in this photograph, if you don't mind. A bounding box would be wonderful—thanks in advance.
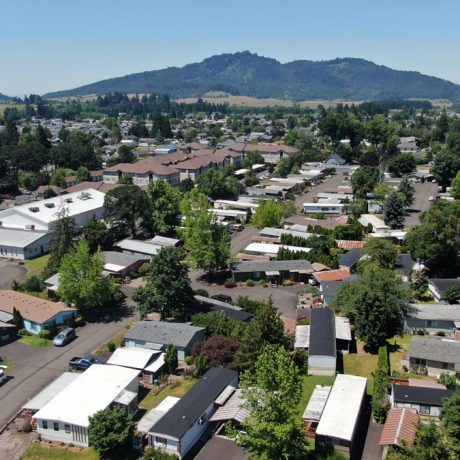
[0,228,49,248]
[245,242,311,255]
[144,353,165,373]
[294,325,310,349]
[107,347,159,370]
[316,374,367,441]
[22,372,80,411]
[104,263,126,273]
[259,227,317,239]
[136,396,180,433]
[358,214,389,230]
[209,208,247,217]
[34,364,140,427]
[303,385,332,421]
[335,316,352,342]
[0,189,105,230]
[114,239,161,256]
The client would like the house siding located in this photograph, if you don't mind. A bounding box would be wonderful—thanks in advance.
[308,355,336,376]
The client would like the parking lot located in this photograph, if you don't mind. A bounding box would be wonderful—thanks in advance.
[0,262,26,289]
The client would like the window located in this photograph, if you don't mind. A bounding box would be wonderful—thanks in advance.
[427,320,437,327]
[64,424,71,434]
[419,405,430,415]
[442,362,454,371]
[42,420,48,429]
[414,358,426,366]
[53,422,59,431]
[155,436,167,445]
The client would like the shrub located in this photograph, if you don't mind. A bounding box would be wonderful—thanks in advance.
[297,318,310,326]
[245,279,255,287]
[74,316,85,327]
[416,329,426,335]
[18,328,30,336]
[184,356,193,365]
[195,288,209,297]
[259,279,267,285]
[38,329,51,339]
[282,279,293,286]
[402,365,408,372]
[224,280,236,288]
[436,331,446,336]
[372,345,390,423]
[106,340,116,352]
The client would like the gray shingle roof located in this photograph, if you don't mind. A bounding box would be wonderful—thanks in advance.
[408,337,460,365]
[309,308,336,358]
[428,279,460,297]
[338,249,362,268]
[231,259,312,273]
[102,251,147,267]
[392,385,453,406]
[124,321,205,348]
[407,304,460,321]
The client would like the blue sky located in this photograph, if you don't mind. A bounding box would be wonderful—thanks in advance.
[1,0,459,95]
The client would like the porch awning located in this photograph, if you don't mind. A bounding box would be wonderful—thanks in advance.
[265,271,280,277]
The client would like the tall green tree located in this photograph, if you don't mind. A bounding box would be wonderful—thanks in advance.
[88,407,135,459]
[132,246,194,319]
[147,179,180,235]
[450,170,460,200]
[351,166,380,199]
[76,166,91,183]
[388,154,416,177]
[104,185,152,237]
[58,240,119,312]
[164,344,178,374]
[432,149,460,191]
[251,200,283,228]
[383,191,406,229]
[398,177,415,207]
[235,346,309,460]
[181,189,230,273]
[82,215,112,253]
[361,238,398,269]
[45,206,77,276]
[441,389,460,455]
[333,265,410,350]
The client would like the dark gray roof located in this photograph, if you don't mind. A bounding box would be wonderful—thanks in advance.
[321,275,358,306]
[194,296,253,323]
[338,249,362,268]
[326,154,346,165]
[150,367,237,439]
[395,254,416,278]
[428,279,460,297]
[102,251,147,267]
[309,308,336,357]
[124,321,205,348]
[408,337,460,365]
[231,259,312,273]
[407,304,460,321]
[392,384,453,406]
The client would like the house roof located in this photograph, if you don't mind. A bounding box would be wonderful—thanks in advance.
[338,249,362,268]
[124,321,205,348]
[231,259,312,274]
[395,254,416,278]
[0,311,13,323]
[102,251,148,268]
[392,384,454,407]
[407,304,460,322]
[150,367,237,440]
[335,316,352,341]
[316,374,367,441]
[137,396,180,434]
[106,347,160,370]
[194,295,253,322]
[303,385,332,421]
[313,269,351,283]
[149,235,180,247]
[0,290,77,325]
[336,240,364,250]
[34,364,140,427]
[309,308,336,358]
[114,239,162,256]
[209,388,249,424]
[326,154,346,165]
[408,337,460,366]
[294,325,310,349]
[428,279,460,297]
[379,408,419,447]
[0,228,49,248]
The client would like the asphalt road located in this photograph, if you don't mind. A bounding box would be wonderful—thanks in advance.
[403,181,438,228]
[230,225,259,256]
[0,305,137,429]
[0,263,27,289]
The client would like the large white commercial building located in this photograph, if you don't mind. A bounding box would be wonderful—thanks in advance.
[34,364,139,447]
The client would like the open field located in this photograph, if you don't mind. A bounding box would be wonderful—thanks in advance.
[24,255,50,278]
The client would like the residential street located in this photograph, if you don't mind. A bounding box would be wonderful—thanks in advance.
[0,304,137,430]
[403,181,438,227]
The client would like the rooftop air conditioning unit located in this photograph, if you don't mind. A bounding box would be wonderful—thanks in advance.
[28,207,40,212]
[64,198,73,203]
[44,203,55,208]
[25,224,35,230]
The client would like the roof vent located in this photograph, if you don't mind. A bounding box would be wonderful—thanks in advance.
[28,206,40,212]
[44,203,55,208]
[64,198,73,203]
[25,224,35,230]
[77,192,92,201]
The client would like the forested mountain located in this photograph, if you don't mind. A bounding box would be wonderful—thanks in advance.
[0,92,12,102]
[44,52,460,101]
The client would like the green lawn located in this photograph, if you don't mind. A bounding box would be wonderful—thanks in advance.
[93,330,127,355]
[19,336,53,348]
[140,377,198,411]
[296,375,336,418]
[21,444,99,460]
[24,255,50,277]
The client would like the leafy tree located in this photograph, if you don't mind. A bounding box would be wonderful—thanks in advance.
[398,177,415,207]
[441,389,460,455]
[179,178,194,194]
[118,174,133,185]
[43,187,57,199]
[439,373,459,390]
[388,154,416,177]
[104,185,152,238]
[383,191,406,229]
[351,166,380,199]
[191,312,248,338]
[405,201,460,276]
[234,345,309,460]
[132,246,194,319]
[197,168,243,200]
[142,448,177,460]
[361,238,398,269]
[164,344,178,374]
[372,183,393,201]
[88,407,135,459]
[58,240,119,312]
[82,215,112,253]
[50,168,72,188]
[193,335,240,370]
[252,200,283,228]
[18,172,39,190]
[446,286,460,304]
[411,271,428,300]
[117,145,135,163]
[45,207,77,276]
[52,130,100,170]
[147,179,180,235]
[76,166,91,183]
[432,108,449,143]
[451,171,460,200]
[432,149,460,190]
[333,265,410,350]
[181,190,230,273]
[365,114,390,146]
[12,307,24,330]
[243,150,265,168]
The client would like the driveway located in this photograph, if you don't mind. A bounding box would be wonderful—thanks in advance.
[0,304,137,430]
[362,420,384,460]
[230,225,259,256]
[0,263,27,289]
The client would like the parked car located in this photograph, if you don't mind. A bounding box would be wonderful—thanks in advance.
[231,223,245,232]
[69,355,100,372]
[53,327,76,346]
[428,195,437,201]
[0,366,7,385]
